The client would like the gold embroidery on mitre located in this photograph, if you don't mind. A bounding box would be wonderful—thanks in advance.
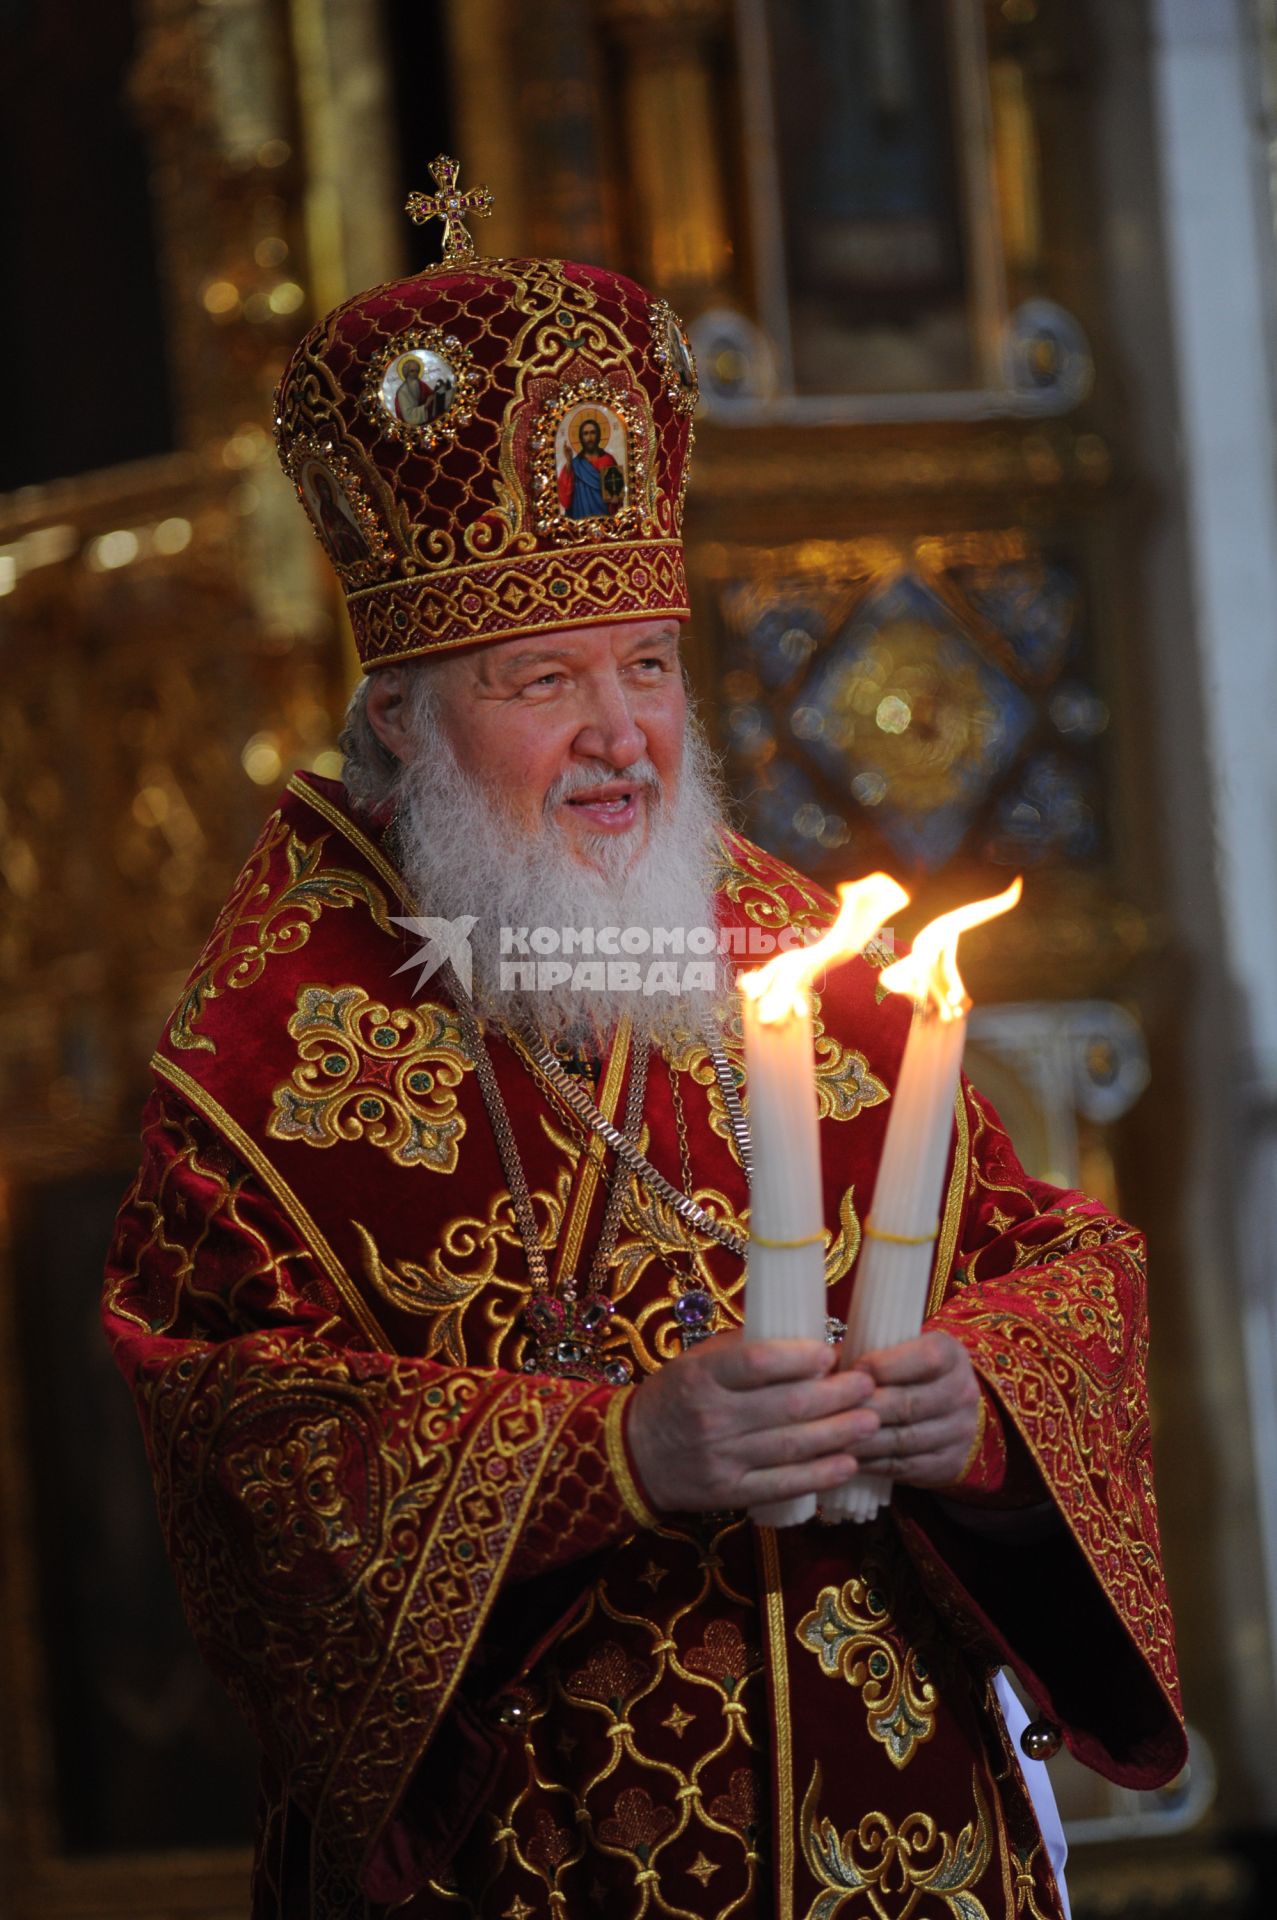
[169,818,393,1054]
[286,436,400,587]
[648,296,699,418]
[796,1575,937,1770]
[268,985,470,1171]
[799,1761,993,1920]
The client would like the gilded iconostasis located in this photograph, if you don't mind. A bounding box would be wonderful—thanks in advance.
[2,2,1275,1914]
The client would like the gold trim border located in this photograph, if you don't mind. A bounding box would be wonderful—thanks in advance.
[758,1525,795,1920]
[353,1374,594,1875]
[343,533,684,603]
[151,1053,390,1351]
[926,1085,971,1319]
[604,1386,659,1529]
[287,774,412,907]
[552,1018,634,1288]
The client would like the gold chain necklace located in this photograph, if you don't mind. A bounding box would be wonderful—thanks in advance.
[526,1037,752,1256]
[445,964,751,1379]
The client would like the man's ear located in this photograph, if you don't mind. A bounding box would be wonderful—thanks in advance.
[365,668,412,762]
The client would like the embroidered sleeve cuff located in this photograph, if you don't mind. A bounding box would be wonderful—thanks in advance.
[949,1384,1006,1495]
[943,1380,1048,1510]
[606,1386,660,1530]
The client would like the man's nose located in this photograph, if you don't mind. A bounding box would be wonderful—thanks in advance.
[572,677,647,768]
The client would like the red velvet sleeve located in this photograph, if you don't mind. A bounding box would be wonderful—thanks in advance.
[894,1079,1186,1788]
[102,1081,651,1895]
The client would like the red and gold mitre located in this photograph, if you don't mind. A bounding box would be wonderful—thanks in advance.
[273,155,698,670]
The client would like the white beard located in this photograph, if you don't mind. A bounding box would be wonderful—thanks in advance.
[389,707,735,1047]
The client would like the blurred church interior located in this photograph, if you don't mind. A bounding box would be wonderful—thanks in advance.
[4,0,1277,1913]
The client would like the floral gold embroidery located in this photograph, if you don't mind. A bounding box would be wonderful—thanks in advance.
[170,816,393,1054]
[684,1619,757,1701]
[225,1414,362,1576]
[717,834,834,932]
[566,1641,650,1713]
[597,1784,678,1867]
[269,985,470,1172]
[800,1761,993,1920]
[809,1017,891,1123]
[796,1577,937,1769]
[665,1009,887,1160]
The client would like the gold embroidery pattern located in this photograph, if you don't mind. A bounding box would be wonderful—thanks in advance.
[665,1009,887,1162]
[268,985,471,1172]
[103,1089,308,1340]
[134,1321,600,1871]
[274,256,696,665]
[598,1181,859,1377]
[936,1085,1181,1708]
[169,814,393,1054]
[225,1414,362,1575]
[495,1517,768,1917]
[809,1017,892,1124]
[796,1579,937,1770]
[800,1761,993,1920]
[717,831,836,932]
[351,1180,565,1364]
[350,538,689,664]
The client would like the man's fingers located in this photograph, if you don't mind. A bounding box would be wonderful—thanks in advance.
[855,1411,971,1467]
[707,1333,836,1392]
[866,1374,966,1430]
[739,1454,859,1506]
[859,1330,960,1385]
[731,1367,877,1436]
[736,1407,880,1469]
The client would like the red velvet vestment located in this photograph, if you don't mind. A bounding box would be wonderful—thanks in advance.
[103,774,1186,1919]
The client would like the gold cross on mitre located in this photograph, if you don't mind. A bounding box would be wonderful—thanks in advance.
[404,154,494,263]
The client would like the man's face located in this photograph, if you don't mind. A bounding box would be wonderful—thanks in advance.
[403,359,421,382]
[579,421,601,454]
[433,619,686,873]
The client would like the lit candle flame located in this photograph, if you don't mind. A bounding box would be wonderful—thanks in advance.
[879,877,1023,1021]
[740,873,910,1025]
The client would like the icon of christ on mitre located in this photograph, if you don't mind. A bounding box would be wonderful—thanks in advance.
[103,156,1185,1919]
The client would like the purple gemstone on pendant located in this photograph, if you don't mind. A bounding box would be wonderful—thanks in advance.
[674,1288,713,1328]
[603,1358,633,1386]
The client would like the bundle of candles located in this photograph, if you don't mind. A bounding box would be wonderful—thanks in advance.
[739,872,1022,1528]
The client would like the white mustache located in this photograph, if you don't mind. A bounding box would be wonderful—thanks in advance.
[543,759,663,813]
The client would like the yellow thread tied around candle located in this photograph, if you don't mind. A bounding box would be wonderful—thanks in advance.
[748,1228,828,1250]
[863,1219,940,1246]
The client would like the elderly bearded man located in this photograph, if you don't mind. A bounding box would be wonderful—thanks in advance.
[103,172,1185,1919]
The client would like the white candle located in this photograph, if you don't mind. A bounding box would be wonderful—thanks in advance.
[739,875,908,1529]
[823,879,1022,1525]
[741,989,828,1528]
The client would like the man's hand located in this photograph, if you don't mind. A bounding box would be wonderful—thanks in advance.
[625,1331,879,1514]
[849,1329,982,1489]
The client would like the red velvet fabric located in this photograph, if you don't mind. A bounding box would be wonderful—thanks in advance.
[103,774,1185,1917]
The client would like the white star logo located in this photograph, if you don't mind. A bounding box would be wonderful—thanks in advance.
[390,914,478,996]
